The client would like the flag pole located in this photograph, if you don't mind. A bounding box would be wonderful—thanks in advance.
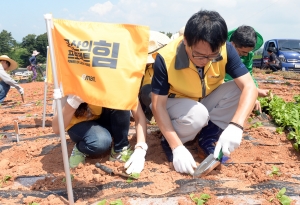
[42,46,49,128]
[44,13,74,205]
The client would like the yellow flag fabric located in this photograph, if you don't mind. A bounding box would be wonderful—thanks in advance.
[46,49,53,84]
[51,19,149,110]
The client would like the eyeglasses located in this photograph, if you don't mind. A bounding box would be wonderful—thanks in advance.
[190,47,222,61]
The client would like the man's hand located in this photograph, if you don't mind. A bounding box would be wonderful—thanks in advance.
[172,145,197,175]
[67,95,84,109]
[124,148,146,174]
[257,88,269,97]
[214,124,243,158]
[19,87,24,95]
[253,100,262,113]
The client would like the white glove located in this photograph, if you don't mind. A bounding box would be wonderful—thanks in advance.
[124,148,146,174]
[214,124,243,158]
[19,87,24,95]
[67,95,84,109]
[172,145,197,175]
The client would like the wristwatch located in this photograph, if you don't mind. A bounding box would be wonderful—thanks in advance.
[135,142,148,151]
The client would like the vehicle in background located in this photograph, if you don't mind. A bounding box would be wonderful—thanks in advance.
[22,71,33,77]
[261,39,300,72]
[14,72,24,76]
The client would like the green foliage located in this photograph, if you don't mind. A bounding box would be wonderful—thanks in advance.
[276,127,284,134]
[250,121,263,128]
[126,172,140,183]
[190,193,211,205]
[258,94,300,151]
[109,199,123,205]
[28,202,40,205]
[269,188,292,205]
[97,200,107,205]
[121,149,133,162]
[0,30,15,54]
[269,166,281,177]
[62,174,74,183]
[35,100,42,106]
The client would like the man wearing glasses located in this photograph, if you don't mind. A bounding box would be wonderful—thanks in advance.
[151,10,257,175]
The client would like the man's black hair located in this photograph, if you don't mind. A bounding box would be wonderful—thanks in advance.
[184,10,228,52]
[230,25,257,48]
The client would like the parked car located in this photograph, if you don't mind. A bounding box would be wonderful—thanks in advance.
[14,72,24,76]
[22,71,33,77]
[260,39,300,72]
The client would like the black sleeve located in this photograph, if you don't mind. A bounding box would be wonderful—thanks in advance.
[225,42,249,79]
[151,54,170,95]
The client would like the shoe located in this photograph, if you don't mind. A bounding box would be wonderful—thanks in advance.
[109,145,133,162]
[69,145,86,168]
[197,120,230,163]
[161,136,173,162]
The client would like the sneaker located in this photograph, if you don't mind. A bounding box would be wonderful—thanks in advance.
[69,145,86,168]
[109,145,133,162]
[197,120,230,163]
[161,136,173,162]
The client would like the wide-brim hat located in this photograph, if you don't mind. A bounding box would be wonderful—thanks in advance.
[147,30,171,64]
[0,55,18,71]
[32,50,40,56]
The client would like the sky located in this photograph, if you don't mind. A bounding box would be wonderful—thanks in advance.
[1,0,299,45]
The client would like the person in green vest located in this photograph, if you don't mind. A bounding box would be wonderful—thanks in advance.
[227,25,269,113]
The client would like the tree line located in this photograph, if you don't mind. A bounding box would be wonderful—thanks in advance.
[0,29,173,69]
[0,30,48,68]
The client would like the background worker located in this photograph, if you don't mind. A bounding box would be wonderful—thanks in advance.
[265,47,282,72]
[226,25,270,113]
[29,50,39,81]
[0,55,24,103]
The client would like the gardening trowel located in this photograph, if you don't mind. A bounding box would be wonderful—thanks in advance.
[95,162,138,180]
[193,150,223,178]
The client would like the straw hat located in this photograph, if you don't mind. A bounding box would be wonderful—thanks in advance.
[0,55,18,71]
[147,31,171,64]
[32,50,40,56]
[179,26,185,36]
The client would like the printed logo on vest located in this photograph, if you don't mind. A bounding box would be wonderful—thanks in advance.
[64,39,120,69]
[82,74,96,82]
[208,75,220,78]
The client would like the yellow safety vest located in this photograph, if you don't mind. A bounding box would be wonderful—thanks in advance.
[66,104,103,130]
[158,36,227,101]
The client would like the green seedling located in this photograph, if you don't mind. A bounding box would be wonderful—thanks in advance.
[254,110,261,116]
[97,200,107,205]
[62,174,74,183]
[248,117,253,123]
[126,172,140,183]
[269,187,292,205]
[269,166,281,177]
[0,134,4,139]
[28,202,40,205]
[250,121,263,128]
[16,101,21,106]
[110,199,123,205]
[121,149,133,162]
[35,100,42,106]
[2,175,11,183]
[276,127,284,134]
[190,193,211,205]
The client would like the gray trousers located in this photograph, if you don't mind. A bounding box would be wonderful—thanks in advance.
[152,81,241,143]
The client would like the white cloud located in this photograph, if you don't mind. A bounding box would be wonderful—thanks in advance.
[89,1,114,16]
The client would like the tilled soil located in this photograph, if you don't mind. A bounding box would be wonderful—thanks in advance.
[0,70,300,204]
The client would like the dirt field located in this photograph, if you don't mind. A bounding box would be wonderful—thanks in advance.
[0,69,300,204]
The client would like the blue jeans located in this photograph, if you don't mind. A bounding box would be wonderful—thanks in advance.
[0,81,10,103]
[67,108,130,156]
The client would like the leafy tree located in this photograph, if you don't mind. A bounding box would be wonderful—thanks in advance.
[0,30,15,54]
[166,32,172,38]
[35,33,48,63]
[9,48,28,67]
[21,34,37,55]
